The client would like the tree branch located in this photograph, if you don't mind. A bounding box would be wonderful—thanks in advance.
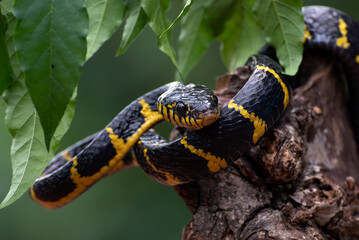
[175,51,359,240]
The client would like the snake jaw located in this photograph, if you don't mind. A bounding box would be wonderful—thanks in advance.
[204,109,220,125]
[197,108,220,128]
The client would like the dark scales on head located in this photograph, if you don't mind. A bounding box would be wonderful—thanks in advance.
[158,82,219,129]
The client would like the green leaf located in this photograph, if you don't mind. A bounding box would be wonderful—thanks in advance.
[219,0,265,71]
[176,0,241,79]
[13,0,88,148]
[51,88,77,152]
[86,0,127,60]
[159,0,192,39]
[253,0,304,75]
[176,1,214,79]
[1,80,48,209]
[0,80,76,209]
[116,3,148,55]
[0,9,14,95]
[0,0,15,14]
[0,12,75,209]
[199,0,235,36]
[139,0,178,68]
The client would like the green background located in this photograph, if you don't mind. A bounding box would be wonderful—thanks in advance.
[0,1,358,239]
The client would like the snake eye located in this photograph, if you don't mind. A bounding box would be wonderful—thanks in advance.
[175,102,187,116]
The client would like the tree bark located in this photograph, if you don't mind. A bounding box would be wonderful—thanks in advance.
[175,51,359,240]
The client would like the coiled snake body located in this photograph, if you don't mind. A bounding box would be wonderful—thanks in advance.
[31,6,359,209]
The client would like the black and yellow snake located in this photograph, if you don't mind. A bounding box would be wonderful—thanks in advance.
[31,6,359,209]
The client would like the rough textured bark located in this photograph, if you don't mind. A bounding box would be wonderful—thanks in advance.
[174,51,359,240]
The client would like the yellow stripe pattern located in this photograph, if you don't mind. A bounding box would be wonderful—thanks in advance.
[160,104,203,129]
[303,25,312,43]
[62,151,73,162]
[31,99,163,209]
[143,148,181,185]
[227,100,267,144]
[336,18,350,49]
[180,136,227,172]
[255,65,290,108]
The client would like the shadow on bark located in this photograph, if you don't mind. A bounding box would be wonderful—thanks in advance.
[174,51,359,240]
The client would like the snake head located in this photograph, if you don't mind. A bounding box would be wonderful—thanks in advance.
[158,82,219,129]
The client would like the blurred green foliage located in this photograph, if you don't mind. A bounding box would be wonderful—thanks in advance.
[0,0,358,239]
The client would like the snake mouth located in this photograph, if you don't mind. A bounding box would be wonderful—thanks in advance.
[190,109,220,129]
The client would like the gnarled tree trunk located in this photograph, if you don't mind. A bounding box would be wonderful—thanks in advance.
[174,51,359,240]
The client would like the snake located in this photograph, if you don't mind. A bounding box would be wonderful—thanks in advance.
[30,6,359,209]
